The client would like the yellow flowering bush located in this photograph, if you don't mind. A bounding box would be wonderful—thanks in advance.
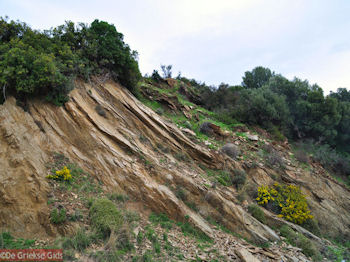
[46,166,72,181]
[256,183,313,224]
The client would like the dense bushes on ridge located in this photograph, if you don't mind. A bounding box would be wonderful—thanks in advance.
[0,17,141,105]
[176,67,350,177]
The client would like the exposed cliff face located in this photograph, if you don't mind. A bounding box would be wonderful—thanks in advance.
[0,79,349,260]
[0,80,275,241]
[0,99,51,238]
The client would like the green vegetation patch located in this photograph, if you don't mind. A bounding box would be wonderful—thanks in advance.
[149,213,211,242]
[50,208,67,224]
[247,204,266,224]
[0,232,35,249]
[89,198,124,238]
[0,17,141,105]
[256,183,313,225]
[46,153,102,194]
[62,229,97,252]
[279,225,321,259]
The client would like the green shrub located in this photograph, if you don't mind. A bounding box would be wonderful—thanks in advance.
[177,215,211,242]
[142,250,154,262]
[153,240,161,254]
[212,169,246,188]
[46,166,72,181]
[62,229,94,251]
[89,198,123,238]
[279,225,320,258]
[183,121,192,129]
[216,170,231,186]
[185,201,199,212]
[124,210,140,223]
[175,186,187,201]
[137,231,144,244]
[108,193,129,202]
[231,87,291,131]
[145,227,157,243]
[242,66,274,89]
[265,150,285,168]
[115,226,134,251]
[248,204,266,224]
[50,208,67,224]
[0,17,141,105]
[68,209,83,222]
[163,233,168,242]
[256,183,313,224]
[269,126,286,142]
[302,218,321,237]
[231,169,247,189]
[294,149,309,164]
[311,143,350,177]
[149,213,173,229]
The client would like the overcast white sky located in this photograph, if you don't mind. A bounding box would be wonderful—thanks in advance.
[1,0,350,93]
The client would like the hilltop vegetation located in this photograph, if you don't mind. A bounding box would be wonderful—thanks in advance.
[0,17,348,181]
[167,67,350,182]
[0,17,141,105]
[179,67,350,154]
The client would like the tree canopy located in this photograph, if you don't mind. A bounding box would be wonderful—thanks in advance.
[0,17,141,105]
[186,66,350,159]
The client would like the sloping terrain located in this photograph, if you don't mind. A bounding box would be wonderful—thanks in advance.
[0,78,349,261]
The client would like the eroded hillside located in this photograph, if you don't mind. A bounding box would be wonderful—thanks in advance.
[0,78,349,261]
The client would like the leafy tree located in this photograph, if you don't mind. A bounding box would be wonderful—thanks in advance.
[330,88,350,102]
[334,101,350,153]
[232,87,290,131]
[0,16,28,42]
[0,17,142,105]
[242,66,274,89]
[0,39,70,105]
[198,82,243,113]
[184,65,349,172]
[53,19,141,92]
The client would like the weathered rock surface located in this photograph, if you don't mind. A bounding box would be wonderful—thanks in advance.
[235,248,260,262]
[0,81,276,242]
[1,79,349,254]
[247,134,259,141]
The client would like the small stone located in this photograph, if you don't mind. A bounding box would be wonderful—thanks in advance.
[247,134,259,141]
[182,128,196,136]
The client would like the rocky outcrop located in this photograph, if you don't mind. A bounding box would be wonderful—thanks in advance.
[0,102,52,238]
[1,79,349,251]
[0,80,276,242]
